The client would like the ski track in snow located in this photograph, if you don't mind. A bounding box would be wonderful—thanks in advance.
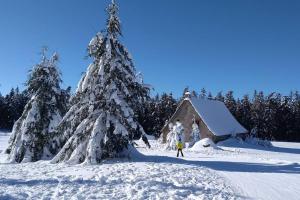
[1,132,300,200]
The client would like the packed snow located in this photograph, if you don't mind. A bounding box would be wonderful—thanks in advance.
[1,131,300,199]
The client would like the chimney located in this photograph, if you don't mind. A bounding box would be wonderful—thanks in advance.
[184,91,191,99]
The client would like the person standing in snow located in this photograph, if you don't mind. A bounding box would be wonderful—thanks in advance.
[174,119,184,157]
[176,138,184,157]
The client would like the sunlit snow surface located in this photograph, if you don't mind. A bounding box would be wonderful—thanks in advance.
[0,132,300,200]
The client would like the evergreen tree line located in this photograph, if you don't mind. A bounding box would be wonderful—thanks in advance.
[138,93,178,138]
[2,87,300,142]
[0,88,29,130]
[222,90,300,142]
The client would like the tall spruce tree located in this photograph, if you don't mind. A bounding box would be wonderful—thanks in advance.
[251,91,267,138]
[138,95,160,136]
[156,93,177,137]
[5,50,68,163]
[263,93,278,140]
[51,0,150,164]
[207,92,213,100]
[235,95,252,131]
[225,91,237,116]
[200,88,207,99]
[0,88,29,130]
[215,91,225,102]
[278,96,294,141]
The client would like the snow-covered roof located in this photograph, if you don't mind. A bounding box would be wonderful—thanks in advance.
[188,97,248,136]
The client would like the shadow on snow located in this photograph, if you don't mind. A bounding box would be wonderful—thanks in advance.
[132,154,300,174]
[219,142,300,155]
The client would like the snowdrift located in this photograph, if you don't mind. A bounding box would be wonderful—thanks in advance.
[218,137,272,148]
[190,138,220,152]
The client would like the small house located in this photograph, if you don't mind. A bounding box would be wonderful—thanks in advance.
[160,94,248,143]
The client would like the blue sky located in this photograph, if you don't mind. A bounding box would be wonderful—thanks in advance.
[0,0,299,98]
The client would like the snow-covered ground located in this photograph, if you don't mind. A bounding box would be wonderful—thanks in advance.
[0,132,299,200]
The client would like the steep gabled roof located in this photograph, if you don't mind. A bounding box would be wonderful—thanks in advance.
[189,97,248,136]
[162,97,248,136]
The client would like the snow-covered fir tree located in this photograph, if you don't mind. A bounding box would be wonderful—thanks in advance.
[225,91,237,116]
[250,91,267,138]
[191,90,198,97]
[191,120,200,145]
[274,95,294,140]
[200,88,207,99]
[235,95,252,131]
[164,123,177,150]
[137,96,158,137]
[51,0,150,164]
[207,92,213,100]
[165,120,184,149]
[263,93,280,140]
[157,93,177,133]
[5,50,69,163]
[215,91,225,102]
[0,88,29,130]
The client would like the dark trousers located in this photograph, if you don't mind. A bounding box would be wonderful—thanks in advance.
[177,149,184,157]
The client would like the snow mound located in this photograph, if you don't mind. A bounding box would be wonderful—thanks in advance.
[119,144,145,160]
[217,138,243,147]
[218,137,272,148]
[245,137,272,147]
[190,138,218,151]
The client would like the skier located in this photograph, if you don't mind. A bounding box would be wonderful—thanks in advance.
[176,138,184,157]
